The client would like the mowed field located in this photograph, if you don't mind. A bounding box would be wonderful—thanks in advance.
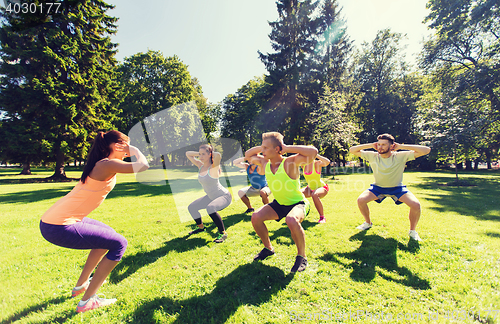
[1,167,499,323]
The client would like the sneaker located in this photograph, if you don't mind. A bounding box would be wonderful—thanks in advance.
[76,294,117,313]
[214,233,227,243]
[356,222,372,230]
[71,277,107,298]
[253,247,275,261]
[71,279,90,298]
[244,208,255,213]
[290,255,308,273]
[188,227,206,235]
[409,230,422,241]
[318,216,326,224]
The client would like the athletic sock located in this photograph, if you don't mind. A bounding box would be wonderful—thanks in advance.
[78,299,90,307]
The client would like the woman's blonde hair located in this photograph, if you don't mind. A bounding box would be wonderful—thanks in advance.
[262,132,284,151]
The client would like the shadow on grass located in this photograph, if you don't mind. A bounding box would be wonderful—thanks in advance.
[2,296,73,324]
[0,187,73,204]
[0,177,79,184]
[485,231,500,239]
[247,219,318,246]
[219,211,250,229]
[0,180,173,205]
[130,262,293,324]
[320,231,430,290]
[110,236,209,284]
[413,175,500,222]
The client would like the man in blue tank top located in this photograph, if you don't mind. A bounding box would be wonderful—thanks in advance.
[234,157,272,213]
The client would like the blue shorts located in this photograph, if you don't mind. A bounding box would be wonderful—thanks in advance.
[368,185,409,205]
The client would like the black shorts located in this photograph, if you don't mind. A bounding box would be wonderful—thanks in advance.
[268,199,310,222]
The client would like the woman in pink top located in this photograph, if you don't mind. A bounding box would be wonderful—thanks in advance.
[40,130,149,313]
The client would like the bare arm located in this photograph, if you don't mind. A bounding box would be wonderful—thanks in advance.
[245,146,267,168]
[97,144,149,175]
[349,143,375,158]
[393,143,431,158]
[186,151,203,168]
[211,152,222,168]
[233,157,249,169]
[284,144,318,166]
[283,145,318,179]
[316,154,330,167]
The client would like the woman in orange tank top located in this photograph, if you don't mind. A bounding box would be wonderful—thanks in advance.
[40,130,149,313]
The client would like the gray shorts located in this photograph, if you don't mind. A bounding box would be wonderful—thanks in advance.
[240,185,271,197]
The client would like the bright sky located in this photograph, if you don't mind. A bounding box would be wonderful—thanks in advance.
[108,0,433,104]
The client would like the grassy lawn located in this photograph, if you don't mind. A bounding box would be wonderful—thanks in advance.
[0,167,499,323]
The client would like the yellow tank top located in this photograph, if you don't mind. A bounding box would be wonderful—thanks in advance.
[265,157,305,205]
[303,165,325,191]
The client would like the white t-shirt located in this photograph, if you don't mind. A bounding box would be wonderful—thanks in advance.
[361,150,415,187]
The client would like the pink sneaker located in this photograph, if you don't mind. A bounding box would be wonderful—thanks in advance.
[76,294,117,313]
[71,278,107,297]
[71,279,90,298]
[318,216,326,224]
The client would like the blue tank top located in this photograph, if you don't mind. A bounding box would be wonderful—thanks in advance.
[247,164,267,189]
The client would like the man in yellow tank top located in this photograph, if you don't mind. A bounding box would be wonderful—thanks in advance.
[245,132,317,272]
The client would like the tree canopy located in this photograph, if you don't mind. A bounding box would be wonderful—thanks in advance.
[0,0,120,179]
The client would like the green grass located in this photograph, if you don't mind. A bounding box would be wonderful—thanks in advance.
[1,167,499,323]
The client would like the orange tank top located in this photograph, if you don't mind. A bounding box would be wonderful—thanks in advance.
[41,176,116,225]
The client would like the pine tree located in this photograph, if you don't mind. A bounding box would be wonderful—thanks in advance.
[259,0,319,143]
[0,0,120,179]
[315,0,352,91]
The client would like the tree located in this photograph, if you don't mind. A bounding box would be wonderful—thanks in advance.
[0,0,120,179]
[312,84,356,168]
[220,76,270,151]
[259,0,320,144]
[416,71,491,175]
[116,50,220,166]
[315,0,352,91]
[0,115,45,174]
[353,29,421,144]
[422,0,500,166]
[116,50,195,133]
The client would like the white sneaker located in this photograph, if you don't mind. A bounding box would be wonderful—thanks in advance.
[409,230,422,241]
[356,222,372,230]
[76,294,117,313]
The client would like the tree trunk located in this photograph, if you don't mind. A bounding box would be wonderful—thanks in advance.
[465,159,472,171]
[20,162,32,175]
[47,146,69,181]
[453,141,459,182]
[485,149,492,169]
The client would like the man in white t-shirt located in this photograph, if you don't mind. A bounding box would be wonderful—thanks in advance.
[349,133,431,241]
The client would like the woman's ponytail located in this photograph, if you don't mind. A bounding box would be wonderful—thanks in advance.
[80,130,129,183]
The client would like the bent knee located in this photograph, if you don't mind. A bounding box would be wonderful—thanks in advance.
[357,196,368,205]
[107,236,128,261]
[409,200,421,210]
[285,215,300,226]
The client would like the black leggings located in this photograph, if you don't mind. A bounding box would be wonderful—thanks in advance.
[188,193,232,233]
